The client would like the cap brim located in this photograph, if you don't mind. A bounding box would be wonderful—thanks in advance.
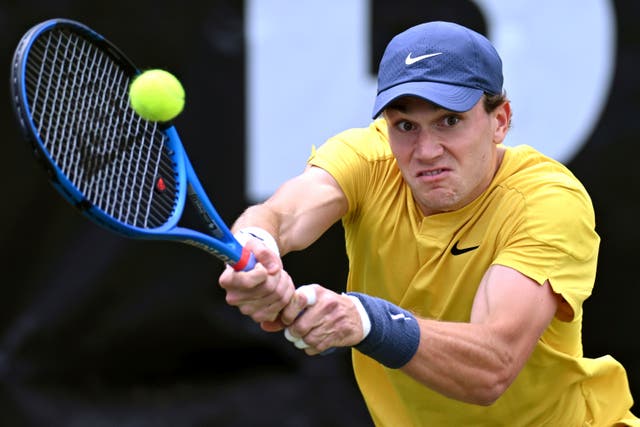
[372,81,484,118]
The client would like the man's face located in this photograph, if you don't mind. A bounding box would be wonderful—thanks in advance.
[384,96,510,216]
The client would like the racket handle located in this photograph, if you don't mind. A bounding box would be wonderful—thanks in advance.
[233,247,256,271]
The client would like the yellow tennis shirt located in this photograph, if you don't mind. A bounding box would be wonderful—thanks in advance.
[307,118,638,426]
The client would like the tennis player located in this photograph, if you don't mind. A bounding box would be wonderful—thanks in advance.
[219,21,638,426]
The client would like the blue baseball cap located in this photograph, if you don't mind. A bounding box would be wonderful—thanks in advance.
[372,21,503,118]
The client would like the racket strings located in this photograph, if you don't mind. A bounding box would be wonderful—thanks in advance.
[24,28,179,229]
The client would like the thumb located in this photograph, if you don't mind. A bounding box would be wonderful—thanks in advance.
[293,284,317,307]
[280,284,318,326]
[234,227,281,273]
[260,319,286,332]
[243,239,281,273]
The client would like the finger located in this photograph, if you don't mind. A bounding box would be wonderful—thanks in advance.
[250,271,296,320]
[218,263,268,297]
[284,327,310,349]
[244,239,281,273]
[282,285,319,347]
[261,319,286,332]
[296,284,317,306]
[281,285,318,325]
[217,264,235,287]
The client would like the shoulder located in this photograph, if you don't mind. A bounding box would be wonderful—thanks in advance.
[497,145,593,210]
[495,145,598,259]
[310,118,395,164]
[308,119,401,215]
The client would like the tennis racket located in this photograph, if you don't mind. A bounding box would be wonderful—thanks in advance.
[10,18,255,271]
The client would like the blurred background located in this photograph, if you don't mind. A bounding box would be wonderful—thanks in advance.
[0,1,637,426]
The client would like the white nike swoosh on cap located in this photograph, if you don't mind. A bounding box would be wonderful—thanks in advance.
[405,52,443,65]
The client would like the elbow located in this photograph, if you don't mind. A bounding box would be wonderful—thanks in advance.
[467,369,514,406]
[467,345,523,406]
[471,387,505,407]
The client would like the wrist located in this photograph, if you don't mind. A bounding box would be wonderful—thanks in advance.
[346,292,420,369]
[344,293,372,340]
[234,227,280,256]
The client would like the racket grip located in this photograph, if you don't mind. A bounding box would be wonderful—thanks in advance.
[244,252,257,270]
[233,247,256,271]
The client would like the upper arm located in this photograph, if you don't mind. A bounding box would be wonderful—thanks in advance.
[470,264,559,368]
[264,166,348,253]
[400,264,562,404]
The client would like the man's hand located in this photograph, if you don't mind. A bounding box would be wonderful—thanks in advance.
[277,285,367,355]
[218,239,295,325]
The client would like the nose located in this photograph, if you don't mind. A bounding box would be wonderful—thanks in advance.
[414,130,444,160]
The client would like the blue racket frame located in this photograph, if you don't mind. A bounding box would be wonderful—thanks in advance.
[11,18,255,271]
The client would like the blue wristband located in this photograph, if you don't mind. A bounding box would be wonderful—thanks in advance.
[347,292,420,369]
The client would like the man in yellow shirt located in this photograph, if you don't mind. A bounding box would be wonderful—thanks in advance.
[219,21,638,426]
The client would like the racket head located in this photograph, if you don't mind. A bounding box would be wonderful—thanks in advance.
[11,18,252,269]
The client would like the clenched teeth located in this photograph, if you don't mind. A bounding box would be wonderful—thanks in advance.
[419,169,444,177]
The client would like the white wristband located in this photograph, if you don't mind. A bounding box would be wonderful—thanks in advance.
[344,293,372,341]
[234,227,280,256]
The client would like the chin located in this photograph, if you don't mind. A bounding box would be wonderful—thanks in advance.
[416,197,460,216]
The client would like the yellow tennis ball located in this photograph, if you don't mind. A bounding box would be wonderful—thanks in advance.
[129,69,185,122]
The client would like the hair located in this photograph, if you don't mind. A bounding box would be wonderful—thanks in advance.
[484,91,512,128]
[381,92,512,127]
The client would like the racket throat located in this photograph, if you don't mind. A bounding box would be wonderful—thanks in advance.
[187,187,224,238]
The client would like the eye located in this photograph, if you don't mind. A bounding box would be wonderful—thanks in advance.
[395,120,416,132]
[441,115,460,127]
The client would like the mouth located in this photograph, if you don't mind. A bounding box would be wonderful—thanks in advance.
[417,168,448,178]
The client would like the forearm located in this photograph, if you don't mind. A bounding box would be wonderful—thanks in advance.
[231,204,282,244]
[402,267,554,405]
[232,167,347,255]
[347,283,545,406]
[231,202,311,256]
[402,319,517,406]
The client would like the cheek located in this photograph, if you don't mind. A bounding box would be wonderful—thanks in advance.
[465,146,495,185]
[388,140,412,164]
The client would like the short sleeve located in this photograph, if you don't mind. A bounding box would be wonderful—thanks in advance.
[493,174,600,320]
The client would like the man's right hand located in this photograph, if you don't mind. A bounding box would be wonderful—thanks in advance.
[218,239,295,327]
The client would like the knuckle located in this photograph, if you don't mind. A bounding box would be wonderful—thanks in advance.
[218,275,231,288]
[239,305,254,316]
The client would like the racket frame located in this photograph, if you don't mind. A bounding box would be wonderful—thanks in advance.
[11,18,254,270]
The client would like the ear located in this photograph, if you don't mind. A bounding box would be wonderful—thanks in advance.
[493,101,511,144]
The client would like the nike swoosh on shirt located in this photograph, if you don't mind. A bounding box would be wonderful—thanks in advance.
[450,240,480,256]
[405,52,443,65]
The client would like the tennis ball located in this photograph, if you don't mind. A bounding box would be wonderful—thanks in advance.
[129,69,185,122]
